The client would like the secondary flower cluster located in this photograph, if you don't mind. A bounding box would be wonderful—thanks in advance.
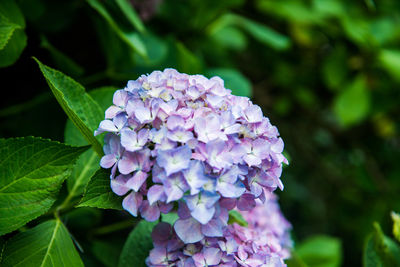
[96,69,288,243]
[146,192,292,267]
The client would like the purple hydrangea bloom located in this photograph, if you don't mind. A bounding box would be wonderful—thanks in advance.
[96,69,288,235]
[146,191,292,267]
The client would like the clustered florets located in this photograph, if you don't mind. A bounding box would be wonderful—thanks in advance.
[96,68,290,265]
[146,192,292,267]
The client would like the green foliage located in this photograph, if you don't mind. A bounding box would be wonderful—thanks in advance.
[1,219,83,266]
[378,49,400,82]
[114,0,144,33]
[228,210,248,227]
[391,212,400,243]
[64,120,100,204]
[0,14,19,50]
[34,58,104,156]
[289,235,342,267]
[363,222,400,267]
[333,75,370,127]
[208,13,291,51]
[206,68,252,97]
[118,220,157,267]
[78,169,123,210]
[87,0,147,58]
[0,0,26,67]
[161,213,179,225]
[0,137,87,235]
[62,87,116,207]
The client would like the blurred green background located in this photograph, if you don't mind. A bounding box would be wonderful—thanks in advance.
[1,0,400,266]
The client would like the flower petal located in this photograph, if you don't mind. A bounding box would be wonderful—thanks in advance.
[174,218,203,244]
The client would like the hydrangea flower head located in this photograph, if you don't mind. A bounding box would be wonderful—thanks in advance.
[146,191,292,267]
[96,69,288,242]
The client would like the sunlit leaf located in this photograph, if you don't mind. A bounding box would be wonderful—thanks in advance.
[228,210,248,227]
[333,75,370,127]
[296,235,342,267]
[0,28,26,68]
[63,87,116,203]
[115,0,145,33]
[363,222,400,267]
[208,13,290,51]
[0,137,88,235]
[34,58,104,156]
[1,219,83,266]
[0,14,20,50]
[378,49,400,82]
[391,211,400,243]
[210,26,247,51]
[0,0,26,67]
[87,0,147,58]
[78,169,123,210]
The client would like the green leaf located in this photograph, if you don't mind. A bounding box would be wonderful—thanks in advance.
[0,137,88,235]
[0,0,25,28]
[161,213,178,225]
[257,0,323,24]
[62,87,116,201]
[115,0,145,33]
[175,42,203,74]
[93,16,136,73]
[391,211,400,243]
[0,28,26,68]
[0,0,26,67]
[296,235,342,267]
[333,75,370,127]
[378,49,400,82]
[228,210,248,227]
[64,120,100,201]
[286,251,308,267]
[208,13,290,51]
[376,222,400,265]
[312,0,345,18]
[206,68,252,97]
[0,14,20,50]
[34,58,104,156]
[87,0,147,58]
[235,16,291,51]
[341,16,372,47]
[89,86,118,111]
[78,169,123,210]
[363,222,400,267]
[210,26,247,51]
[1,219,83,266]
[118,220,157,267]
[364,233,382,267]
[322,46,348,90]
[134,33,169,67]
